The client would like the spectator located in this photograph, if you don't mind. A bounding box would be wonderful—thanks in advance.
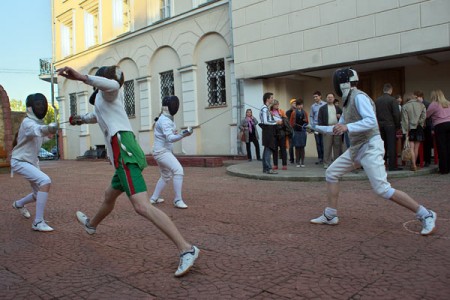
[401,93,426,172]
[318,92,343,169]
[414,90,432,167]
[259,92,282,174]
[290,98,309,167]
[239,109,261,162]
[309,91,326,164]
[285,99,297,164]
[427,90,450,174]
[270,100,289,170]
[375,83,401,171]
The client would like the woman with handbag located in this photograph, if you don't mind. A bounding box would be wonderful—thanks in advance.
[239,109,261,161]
[401,93,426,171]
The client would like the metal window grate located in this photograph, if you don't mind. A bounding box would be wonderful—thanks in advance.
[160,70,174,99]
[124,80,135,118]
[69,93,77,117]
[206,58,226,106]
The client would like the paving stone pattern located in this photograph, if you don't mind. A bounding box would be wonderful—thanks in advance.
[1,160,449,299]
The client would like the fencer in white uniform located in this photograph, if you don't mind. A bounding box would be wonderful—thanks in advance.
[11,93,58,232]
[150,95,192,209]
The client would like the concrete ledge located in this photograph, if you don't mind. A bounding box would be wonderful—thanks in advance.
[226,158,438,182]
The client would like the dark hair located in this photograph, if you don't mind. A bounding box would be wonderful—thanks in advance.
[413,90,424,98]
[263,92,273,104]
[295,98,304,106]
[313,91,321,97]
[383,83,393,93]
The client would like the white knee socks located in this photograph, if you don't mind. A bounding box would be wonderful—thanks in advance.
[151,177,167,200]
[35,191,49,223]
[15,193,35,207]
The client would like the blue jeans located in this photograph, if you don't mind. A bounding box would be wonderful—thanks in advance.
[262,147,273,172]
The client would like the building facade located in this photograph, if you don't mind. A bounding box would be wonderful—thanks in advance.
[53,0,450,159]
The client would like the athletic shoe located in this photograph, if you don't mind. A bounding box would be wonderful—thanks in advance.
[150,197,164,204]
[273,166,278,170]
[32,220,54,232]
[12,202,31,219]
[301,164,305,168]
[76,211,96,235]
[420,210,437,236]
[282,166,287,170]
[175,246,200,277]
[174,199,188,209]
[264,169,278,174]
[310,213,339,225]
[296,164,300,168]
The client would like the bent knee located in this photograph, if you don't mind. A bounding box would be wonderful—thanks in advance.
[373,185,395,199]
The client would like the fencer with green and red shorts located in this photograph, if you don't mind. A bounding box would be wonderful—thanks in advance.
[81,75,147,196]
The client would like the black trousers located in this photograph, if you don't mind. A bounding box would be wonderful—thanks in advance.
[246,136,261,160]
[379,124,397,170]
[273,135,287,166]
[434,122,450,174]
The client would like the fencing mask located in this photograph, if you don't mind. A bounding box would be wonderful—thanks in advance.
[26,93,48,120]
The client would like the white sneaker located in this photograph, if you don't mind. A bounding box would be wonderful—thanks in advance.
[32,220,54,232]
[296,164,300,168]
[301,164,305,168]
[12,202,31,219]
[310,213,339,225]
[420,210,437,236]
[175,246,200,277]
[150,197,164,204]
[174,199,188,209]
[76,211,96,235]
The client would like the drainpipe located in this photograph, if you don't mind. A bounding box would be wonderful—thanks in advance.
[228,0,243,155]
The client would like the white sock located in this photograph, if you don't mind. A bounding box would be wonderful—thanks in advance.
[173,174,183,202]
[15,193,35,207]
[151,177,166,200]
[415,205,430,219]
[325,207,337,217]
[34,191,49,223]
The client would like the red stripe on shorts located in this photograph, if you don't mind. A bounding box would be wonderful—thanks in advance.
[122,159,136,195]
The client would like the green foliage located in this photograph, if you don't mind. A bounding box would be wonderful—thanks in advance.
[9,99,26,111]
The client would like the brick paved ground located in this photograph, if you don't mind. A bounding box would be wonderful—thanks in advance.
[1,160,449,299]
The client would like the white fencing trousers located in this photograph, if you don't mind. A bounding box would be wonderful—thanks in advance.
[152,151,184,201]
[325,135,395,199]
[11,159,51,196]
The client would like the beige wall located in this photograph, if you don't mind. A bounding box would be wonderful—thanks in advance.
[232,0,450,79]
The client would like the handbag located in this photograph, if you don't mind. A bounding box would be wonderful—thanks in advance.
[240,131,246,142]
[401,137,412,162]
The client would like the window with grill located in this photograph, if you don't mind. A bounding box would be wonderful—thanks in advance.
[160,70,174,99]
[206,58,226,106]
[69,93,77,117]
[124,80,135,118]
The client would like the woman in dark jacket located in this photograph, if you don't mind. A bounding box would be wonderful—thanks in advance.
[239,109,261,161]
[290,99,309,167]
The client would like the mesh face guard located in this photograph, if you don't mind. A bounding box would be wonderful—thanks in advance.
[162,95,180,116]
[26,93,48,120]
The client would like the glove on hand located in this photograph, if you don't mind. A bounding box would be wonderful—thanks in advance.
[69,115,84,126]
[48,122,58,134]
